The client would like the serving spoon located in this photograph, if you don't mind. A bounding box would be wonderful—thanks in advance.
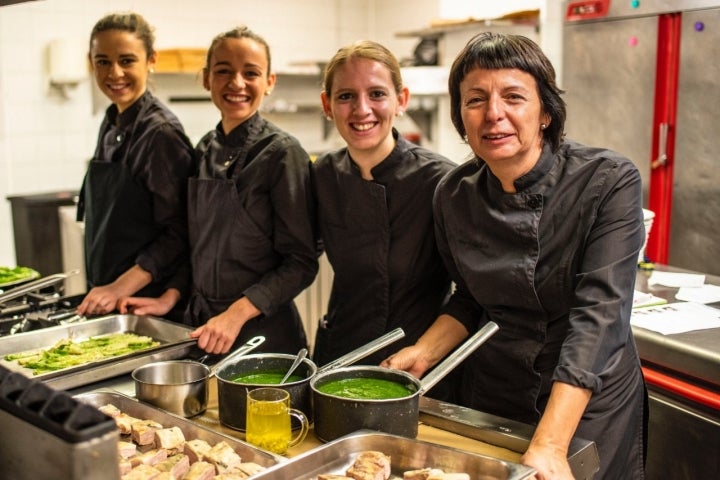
[281,347,308,384]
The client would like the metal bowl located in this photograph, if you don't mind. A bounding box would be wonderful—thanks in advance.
[132,360,210,417]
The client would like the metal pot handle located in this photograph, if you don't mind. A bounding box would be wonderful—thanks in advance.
[317,327,406,374]
[209,335,266,376]
[419,321,499,394]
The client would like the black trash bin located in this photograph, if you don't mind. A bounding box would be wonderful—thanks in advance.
[6,190,78,276]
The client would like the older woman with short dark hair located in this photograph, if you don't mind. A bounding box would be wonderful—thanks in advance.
[383,32,647,479]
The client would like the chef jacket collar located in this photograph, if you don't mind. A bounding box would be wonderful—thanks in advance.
[512,142,555,192]
[107,90,151,129]
[367,128,408,180]
[214,112,263,148]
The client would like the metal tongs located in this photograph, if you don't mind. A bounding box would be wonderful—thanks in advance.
[0,269,81,305]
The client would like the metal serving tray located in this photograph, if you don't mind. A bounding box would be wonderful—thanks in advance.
[0,314,196,390]
[252,430,535,480]
[75,391,282,468]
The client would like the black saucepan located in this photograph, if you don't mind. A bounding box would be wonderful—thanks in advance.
[310,322,499,442]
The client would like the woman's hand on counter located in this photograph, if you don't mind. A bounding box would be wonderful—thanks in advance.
[521,443,575,480]
[520,381,592,480]
[77,284,123,315]
[77,265,153,315]
[118,288,180,316]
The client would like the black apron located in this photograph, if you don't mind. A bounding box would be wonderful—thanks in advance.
[78,100,164,299]
[185,124,307,355]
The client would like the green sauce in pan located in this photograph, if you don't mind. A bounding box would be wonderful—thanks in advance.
[317,377,413,399]
[231,371,304,384]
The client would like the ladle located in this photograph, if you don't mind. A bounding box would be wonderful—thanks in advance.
[280,347,308,384]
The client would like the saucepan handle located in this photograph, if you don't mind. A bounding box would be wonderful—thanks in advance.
[419,321,499,394]
[209,335,266,377]
[317,327,405,374]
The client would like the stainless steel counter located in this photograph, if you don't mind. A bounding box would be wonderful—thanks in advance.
[633,265,720,479]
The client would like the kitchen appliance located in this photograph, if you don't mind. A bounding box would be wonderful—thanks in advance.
[0,271,85,336]
[563,0,720,274]
[564,5,720,477]
[0,364,119,480]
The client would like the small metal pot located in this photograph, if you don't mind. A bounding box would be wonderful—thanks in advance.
[132,360,210,417]
[311,322,499,442]
[132,336,265,417]
[215,353,318,431]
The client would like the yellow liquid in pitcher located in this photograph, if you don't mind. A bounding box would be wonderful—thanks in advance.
[246,401,291,454]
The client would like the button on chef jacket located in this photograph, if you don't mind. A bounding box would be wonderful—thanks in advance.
[186,113,317,354]
[312,131,455,367]
[435,140,647,479]
[78,91,194,301]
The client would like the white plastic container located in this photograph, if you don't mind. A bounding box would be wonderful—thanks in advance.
[640,208,655,263]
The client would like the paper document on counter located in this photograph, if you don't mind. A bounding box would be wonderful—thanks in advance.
[674,284,720,304]
[631,302,720,335]
[647,271,705,288]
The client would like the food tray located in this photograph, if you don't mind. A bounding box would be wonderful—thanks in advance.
[0,268,40,291]
[75,391,282,468]
[252,430,535,480]
[0,314,196,390]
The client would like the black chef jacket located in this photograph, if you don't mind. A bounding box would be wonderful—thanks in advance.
[186,113,317,354]
[435,140,647,479]
[78,91,194,300]
[312,131,455,366]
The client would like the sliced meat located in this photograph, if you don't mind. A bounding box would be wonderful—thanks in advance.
[184,461,216,480]
[154,426,185,451]
[346,451,392,480]
[318,475,355,480]
[234,462,266,476]
[132,420,164,446]
[118,458,133,476]
[130,448,168,468]
[213,472,250,480]
[215,461,267,479]
[98,403,122,418]
[118,441,137,459]
[184,438,212,464]
[205,440,241,473]
[155,453,190,479]
[427,474,470,480]
[121,464,161,480]
[115,413,142,435]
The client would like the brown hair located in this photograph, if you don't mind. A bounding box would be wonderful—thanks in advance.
[89,12,155,59]
[448,32,566,152]
[322,40,403,96]
[203,26,272,77]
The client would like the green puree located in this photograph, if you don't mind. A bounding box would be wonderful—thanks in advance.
[231,371,304,384]
[317,377,413,399]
